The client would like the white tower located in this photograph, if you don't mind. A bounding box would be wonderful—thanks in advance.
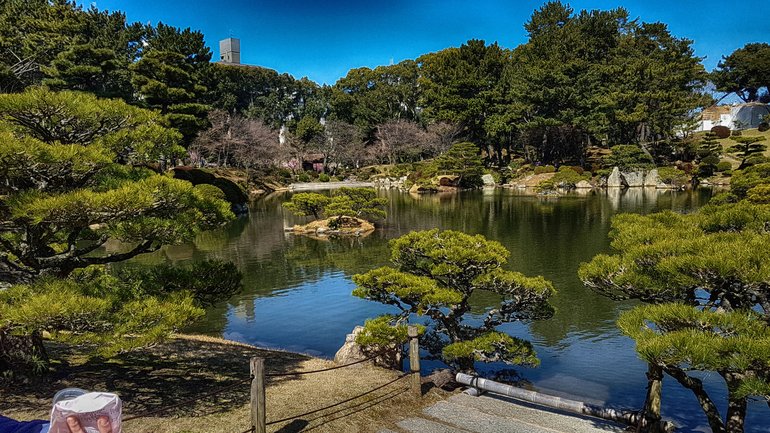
[219,38,240,64]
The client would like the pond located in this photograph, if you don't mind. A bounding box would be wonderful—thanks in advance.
[132,187,768,432]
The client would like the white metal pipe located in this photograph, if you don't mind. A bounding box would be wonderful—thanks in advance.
[455,373,675,432]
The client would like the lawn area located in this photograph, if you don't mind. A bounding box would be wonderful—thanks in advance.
[694,127,770,168]
[1,335,449,433]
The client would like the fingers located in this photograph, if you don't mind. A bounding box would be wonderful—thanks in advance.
[97,416,112,433]
[66,416,85,433]
[66,416,112,433]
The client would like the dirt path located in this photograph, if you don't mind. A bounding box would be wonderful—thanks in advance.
[1,335,448,433]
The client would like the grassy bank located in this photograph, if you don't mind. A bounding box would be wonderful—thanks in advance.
[1,335,449,433]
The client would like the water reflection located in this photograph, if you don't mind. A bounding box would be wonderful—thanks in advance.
[128,187,767,432]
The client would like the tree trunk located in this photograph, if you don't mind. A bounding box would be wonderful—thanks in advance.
[724,373,747,433]
[642,363,664,433]
[665,366,725,433]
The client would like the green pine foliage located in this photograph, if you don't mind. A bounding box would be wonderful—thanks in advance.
[602,145,655,171]
[0,89,237,377]
[579,162,770,433]
[0,260,242,373]
[282,193,331,220]
[436,141,485,188]
[325,188,387,221]
[0,88,233,283]
[729,135,768,169]
[712,43,770,103]
[697,132,722,176]
[353,229,554,371]
[282,188,387,223]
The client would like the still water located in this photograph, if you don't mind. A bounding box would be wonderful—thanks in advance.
[134,187,768,432]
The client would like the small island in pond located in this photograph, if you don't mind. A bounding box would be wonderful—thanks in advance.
[283,187,386,237]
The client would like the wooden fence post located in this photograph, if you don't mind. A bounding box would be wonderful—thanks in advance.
[408,325,421,397]
[250,357,266,433]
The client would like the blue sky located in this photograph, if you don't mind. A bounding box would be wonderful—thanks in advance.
[80,1,769,85]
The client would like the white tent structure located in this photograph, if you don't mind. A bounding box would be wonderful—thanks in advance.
[698,102,769,131]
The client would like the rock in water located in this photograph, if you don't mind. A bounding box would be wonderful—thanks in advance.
[606,167,624,188]
[481,174,495,186]
[644,168,660,187]
[575,180,593,189]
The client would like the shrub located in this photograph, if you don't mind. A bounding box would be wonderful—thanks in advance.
[758,122,770,132]
[297,172,311,182]
[537,167,589,191]
[318,173,330,182]
[716,161,733,172]
[603,145,654,171]
[731,129,743,137]
[435,142,484,188]
[658,167,689,187]
[711,125,731,139]
[534,165,556,175]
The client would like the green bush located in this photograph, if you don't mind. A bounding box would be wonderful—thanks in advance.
[603,145,654,171]
[534,165,556,175]
[537,167,589,191]
[657,167,689,187]
[319,173,330,182]
[297,172,311,182]
[716,161,733,172]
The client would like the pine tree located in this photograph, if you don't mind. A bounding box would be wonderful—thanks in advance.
[579,163,770,433]
[0,88,238,375]
[353,229,554,372]
[436,141,485,187]
[696,132,722,176]
[729,135,767,169]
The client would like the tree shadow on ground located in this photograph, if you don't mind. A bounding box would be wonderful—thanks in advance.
[0,336,310,419]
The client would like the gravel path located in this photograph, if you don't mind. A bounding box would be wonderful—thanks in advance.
[382,392,627,433]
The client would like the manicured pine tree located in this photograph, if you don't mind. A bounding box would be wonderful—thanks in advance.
[0,88,238,375]
[579,163,770,433]
[353,229,555,372]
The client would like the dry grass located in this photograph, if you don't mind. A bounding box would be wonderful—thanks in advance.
[1,335,450,433]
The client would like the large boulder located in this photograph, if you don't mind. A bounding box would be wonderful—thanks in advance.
[644,169,660,187]
[575,180,593,189]
[606,167,625,188]
[481,174,496,186]
[622,171,645,187]
[334,326,367,365]
[333,326,402,369]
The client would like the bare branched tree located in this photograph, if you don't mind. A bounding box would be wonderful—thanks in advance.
[374,119,431,164]
[192,109,281,169]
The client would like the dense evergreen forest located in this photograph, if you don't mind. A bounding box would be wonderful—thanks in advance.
[6,0,768,177]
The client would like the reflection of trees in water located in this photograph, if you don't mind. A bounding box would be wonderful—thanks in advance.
[146,188,714,343]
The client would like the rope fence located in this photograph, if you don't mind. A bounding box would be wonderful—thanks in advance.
[122,325,423,433]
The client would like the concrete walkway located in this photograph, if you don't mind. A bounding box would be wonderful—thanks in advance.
[289,181,374,191]
[381,393,627,433]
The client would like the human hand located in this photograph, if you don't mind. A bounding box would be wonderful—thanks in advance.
[65,415,112,433]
